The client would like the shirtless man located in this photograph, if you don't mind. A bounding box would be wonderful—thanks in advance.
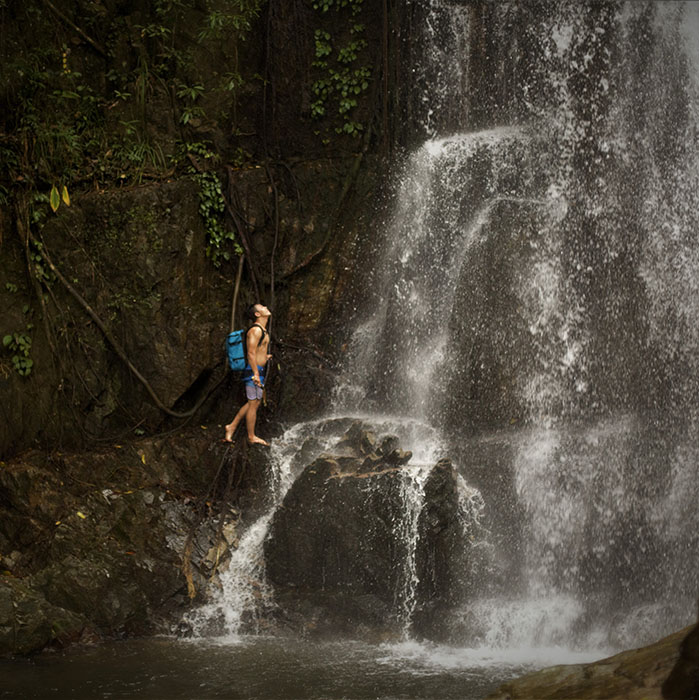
[223,303,272,446]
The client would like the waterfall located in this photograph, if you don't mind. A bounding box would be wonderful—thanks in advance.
[339,0,699,650]
[395,464,431,631]
[185,422,338,637]
[195,0,699,653]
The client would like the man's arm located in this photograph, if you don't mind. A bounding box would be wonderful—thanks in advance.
[246,326,262,386]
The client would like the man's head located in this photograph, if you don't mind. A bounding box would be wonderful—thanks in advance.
[245,303,271,322]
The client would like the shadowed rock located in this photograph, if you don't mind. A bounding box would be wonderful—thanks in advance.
[663,621,699,700]
[263,423,467,640]
[0,430,270,656]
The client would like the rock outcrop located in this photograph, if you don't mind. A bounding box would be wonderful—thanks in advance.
[485,625,693,700]
[0,430,271,656]
[263,422,469,640]
[663,621,699,700]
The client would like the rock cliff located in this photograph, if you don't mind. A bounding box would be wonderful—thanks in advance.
[0,430,270,656]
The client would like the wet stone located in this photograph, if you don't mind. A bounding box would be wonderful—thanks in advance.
[360,453,384,471]
[378,435,400,456]
[264,433,466,641]
[383,449,412,466]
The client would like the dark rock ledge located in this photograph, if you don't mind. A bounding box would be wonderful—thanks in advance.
[0,429,269,656]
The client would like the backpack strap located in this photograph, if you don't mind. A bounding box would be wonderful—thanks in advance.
[249,323,267,341]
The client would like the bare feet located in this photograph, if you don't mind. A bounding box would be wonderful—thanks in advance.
[248,436,270,446]
[223,423,236,443]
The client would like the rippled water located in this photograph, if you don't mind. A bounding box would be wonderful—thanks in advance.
[1,636,604,699]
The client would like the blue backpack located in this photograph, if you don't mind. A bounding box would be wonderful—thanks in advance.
[226,329,247,371]
[226,324,267,371]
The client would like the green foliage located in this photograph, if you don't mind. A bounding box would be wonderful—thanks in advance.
[179,142,242,266]
[0,0,262,296]
[49,184,70,213]
[3,328,34,377]
[314,30,332,60]
[310,2,371,137]
[1,0,264,195]
[313,0,364,14]
[12,55,107,186]
[28,240,54,286]
[175,81,206,124]
[198,0,262,39]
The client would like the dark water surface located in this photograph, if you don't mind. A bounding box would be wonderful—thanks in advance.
[0,635,587,699]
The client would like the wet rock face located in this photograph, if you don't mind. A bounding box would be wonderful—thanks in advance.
[0,578,87,655]
[412,458,466,641]
[662,621,699,700]
[0,430,271,656]
[0,156,375,458]
[264,422,466,640]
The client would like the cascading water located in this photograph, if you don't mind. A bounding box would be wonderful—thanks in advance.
[185,421,346,637]
[193,0,699,664]
[338,0,699,653]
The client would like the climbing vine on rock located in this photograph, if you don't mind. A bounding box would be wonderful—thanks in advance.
[3,328,34,377]
[311,0,371,137]
[179,142,242,266]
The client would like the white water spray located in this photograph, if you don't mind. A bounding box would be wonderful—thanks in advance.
[193,0,699,659]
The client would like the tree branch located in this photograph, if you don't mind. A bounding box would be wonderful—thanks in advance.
[42,0,107,58]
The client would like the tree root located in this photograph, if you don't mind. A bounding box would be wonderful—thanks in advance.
[33,232,219,420]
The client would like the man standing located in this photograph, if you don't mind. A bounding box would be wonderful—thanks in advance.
[223,303,272,446]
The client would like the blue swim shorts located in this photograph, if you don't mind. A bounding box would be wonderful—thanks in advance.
[243,365,265,401]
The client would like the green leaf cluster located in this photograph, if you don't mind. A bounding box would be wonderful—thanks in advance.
[1,0,263,196]
[3,330,34,377]
[313,0,364,15]
[28,240,53,286]
[179,142,242,267]
[310,2,370,137]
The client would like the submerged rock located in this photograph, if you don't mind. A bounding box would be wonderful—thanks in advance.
[263,423,467,640]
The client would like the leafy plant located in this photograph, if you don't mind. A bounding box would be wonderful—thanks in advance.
[313,0,364,14]
[176,82,206,125]
[49,184,71,213]
[310,2,371,137]
[198,1,261,40]
[3,329,34,377]
[28,240,53,286]
[179,142,242,266]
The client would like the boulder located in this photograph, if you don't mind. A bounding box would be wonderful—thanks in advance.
[485,625,692,700]
[663,621,699,700]
[263,424,466,639]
